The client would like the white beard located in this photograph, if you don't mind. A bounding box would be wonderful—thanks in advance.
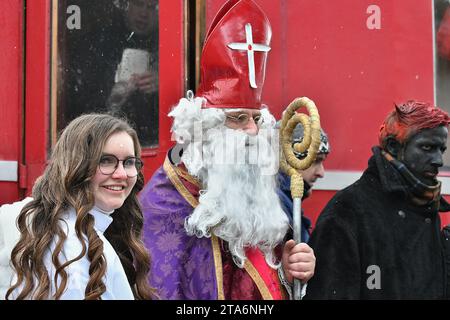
[184,126,289,269]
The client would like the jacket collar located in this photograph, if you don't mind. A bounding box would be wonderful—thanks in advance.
[367,146,450,212]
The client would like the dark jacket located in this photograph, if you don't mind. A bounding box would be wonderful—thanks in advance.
[277,171,312,243]
[305,147,450,299]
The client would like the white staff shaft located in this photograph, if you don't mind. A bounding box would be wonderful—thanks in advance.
[293,197,303,300]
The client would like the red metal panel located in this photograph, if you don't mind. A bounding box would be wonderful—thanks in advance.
[276,0,435,226]
[24,0,50,196]
[141,0,185,181]
[0,0,23,204]
[278,0,434,171]
[277,0,435,225]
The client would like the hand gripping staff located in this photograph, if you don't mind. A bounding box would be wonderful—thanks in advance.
[279,97,321,300]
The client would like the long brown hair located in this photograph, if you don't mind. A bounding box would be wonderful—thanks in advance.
[6,114,156,299]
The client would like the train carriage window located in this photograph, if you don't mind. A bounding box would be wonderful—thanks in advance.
[435,0,450,168]
[52,0,159,148]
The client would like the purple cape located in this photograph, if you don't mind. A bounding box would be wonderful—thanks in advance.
[139,163,219,299]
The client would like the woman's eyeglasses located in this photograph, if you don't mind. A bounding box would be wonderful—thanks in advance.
[98,154,143,178]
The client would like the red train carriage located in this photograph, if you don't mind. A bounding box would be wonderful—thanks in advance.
[1,0,450,227]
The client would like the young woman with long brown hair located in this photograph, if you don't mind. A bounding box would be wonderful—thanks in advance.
[2,113,156,299]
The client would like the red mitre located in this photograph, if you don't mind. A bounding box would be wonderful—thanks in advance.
[195,0,272,110]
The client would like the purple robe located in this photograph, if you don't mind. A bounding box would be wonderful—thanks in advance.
[140,163,219,299]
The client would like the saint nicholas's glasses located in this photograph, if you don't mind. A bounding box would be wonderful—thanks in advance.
[225,113,264,127]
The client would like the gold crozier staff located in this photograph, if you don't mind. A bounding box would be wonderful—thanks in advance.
[279,97,321,300]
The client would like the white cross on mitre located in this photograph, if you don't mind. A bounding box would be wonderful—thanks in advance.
[227,23,271,89]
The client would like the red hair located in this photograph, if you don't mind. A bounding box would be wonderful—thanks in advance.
[379,100,450,148]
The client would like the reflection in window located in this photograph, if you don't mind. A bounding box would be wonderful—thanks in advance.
[435,0,450,167]
[55,0,159,148]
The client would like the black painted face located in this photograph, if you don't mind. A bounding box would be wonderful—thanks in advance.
[401,126,448,185]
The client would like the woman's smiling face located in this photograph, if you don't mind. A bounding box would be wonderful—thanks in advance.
[91,131,138,212]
